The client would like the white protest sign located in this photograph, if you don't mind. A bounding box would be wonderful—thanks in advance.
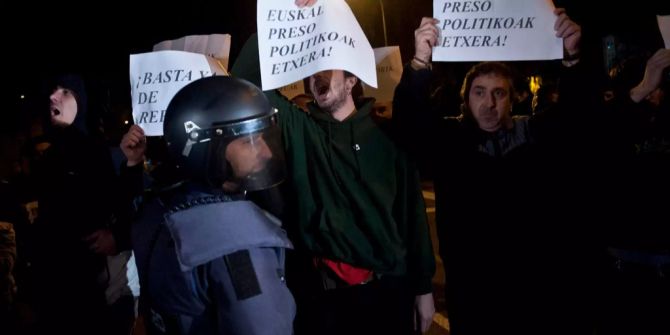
[278,80,306,99]
[257,0,377,90]
[154,34,232,70]
[130,51,216,136]
[433,0,562,61]
[362,46,403,105]
[658,15,670,49]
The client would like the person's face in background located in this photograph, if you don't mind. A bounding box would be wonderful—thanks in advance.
[308,70,354,114]
[467,73,514,132]
[49,87,78,127]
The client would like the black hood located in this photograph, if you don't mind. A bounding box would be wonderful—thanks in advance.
[54,74,88,134]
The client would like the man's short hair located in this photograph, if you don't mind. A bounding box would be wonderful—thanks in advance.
[343,71,364,102]
[460,62,516,104]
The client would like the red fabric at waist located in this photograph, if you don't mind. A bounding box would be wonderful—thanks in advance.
[315,257,374,285]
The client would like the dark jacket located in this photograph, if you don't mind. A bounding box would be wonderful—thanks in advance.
[232,36,435,295]
[393,62,600,334]
[32,75,120,330]
[600,87,670,251]
[132,185,295,335]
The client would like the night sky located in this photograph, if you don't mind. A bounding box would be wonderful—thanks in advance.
[7,1,256,100]
[3,0,668,136]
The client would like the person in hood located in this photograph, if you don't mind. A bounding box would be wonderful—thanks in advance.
[230,2,436,333]
[32,74,133,334]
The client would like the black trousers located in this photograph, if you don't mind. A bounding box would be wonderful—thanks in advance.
[598,256,670,335]
[288,256,416,335]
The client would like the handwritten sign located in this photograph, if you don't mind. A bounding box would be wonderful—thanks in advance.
[433,0,562,61]
[362,46,403,108]
[154,34,232,70]
[130,51,222,136]
[659,15,670,49]
[257,0,376,90]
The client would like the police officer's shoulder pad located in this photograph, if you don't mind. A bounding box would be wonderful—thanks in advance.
[164,200,292,271]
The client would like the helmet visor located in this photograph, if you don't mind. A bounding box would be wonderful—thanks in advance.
[208,123,285,192]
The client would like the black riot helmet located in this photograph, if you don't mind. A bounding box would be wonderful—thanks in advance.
[163,76,285,193]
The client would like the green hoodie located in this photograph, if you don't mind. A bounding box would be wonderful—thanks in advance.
[232,35,434,294]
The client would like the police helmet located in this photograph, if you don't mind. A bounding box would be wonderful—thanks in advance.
[163,76,285,192]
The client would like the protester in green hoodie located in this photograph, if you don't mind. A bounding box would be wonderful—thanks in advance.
[231,16,435,335]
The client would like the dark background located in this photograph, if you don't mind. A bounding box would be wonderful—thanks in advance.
[2,0,669,142]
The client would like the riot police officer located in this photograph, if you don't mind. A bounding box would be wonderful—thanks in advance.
[123,76,295,335]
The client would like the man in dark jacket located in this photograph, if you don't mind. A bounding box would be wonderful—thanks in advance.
[32,74,129,333]
[394,8,597,335]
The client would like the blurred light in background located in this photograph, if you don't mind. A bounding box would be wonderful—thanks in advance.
[529,76,541,95]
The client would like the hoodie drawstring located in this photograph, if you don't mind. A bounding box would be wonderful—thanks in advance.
[350,122,362,180]
[325,120,363,185]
